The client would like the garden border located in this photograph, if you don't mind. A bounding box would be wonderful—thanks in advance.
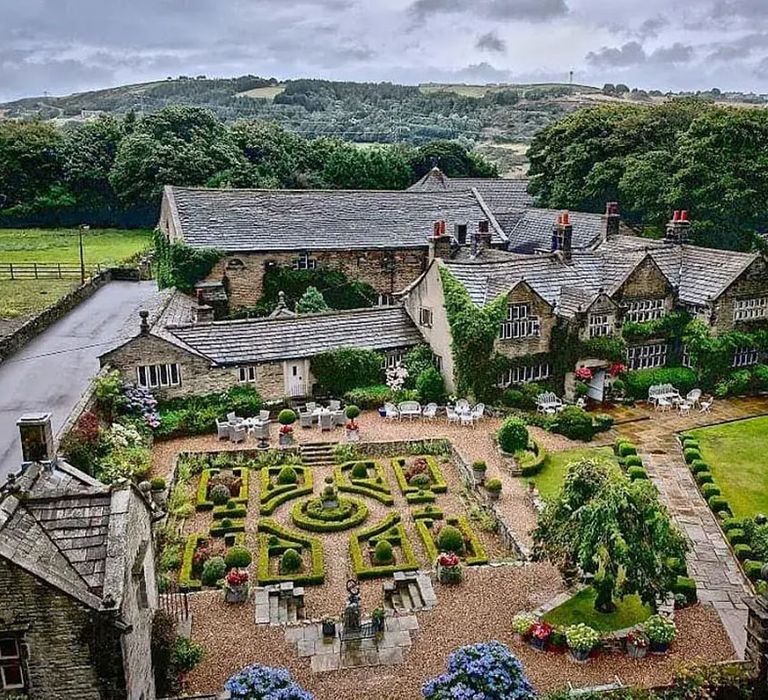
[349,512,420,579]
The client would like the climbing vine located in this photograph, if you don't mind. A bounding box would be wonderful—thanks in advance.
[622,310,691,344]
[154,231,223,292]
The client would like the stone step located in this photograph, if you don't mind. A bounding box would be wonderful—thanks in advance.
[407,582,423,610]
[416,573,438,608]
[269,594,278,623]
[288,602,298,624]
[277,597,288,625]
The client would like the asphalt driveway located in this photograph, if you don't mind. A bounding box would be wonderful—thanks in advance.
[0,280,159,480]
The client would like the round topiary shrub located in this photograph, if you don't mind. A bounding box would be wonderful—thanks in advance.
[279,548,303,574]
[485,478,502,492]
[708,496,730,514]
[627,466,648,480]
[684,448,701,464]
[278,409,296,426]
[409,473,431,488]
[618,443,637,458]
[351,462,369,479]
[202,556,226,586]
[345,405,360,420]
[497,417,529,454]
[623,454,643,468]
[690,459,710,474]
[701,483,721,498]
[151,477,166,491]
[554,406,595,442]
[210,484,231,506]
[373,539,394,565]
[695,471,714,485]
[225,545,252,570]
[436,524,465,555]
[226,499,237,510]
[277,466,298,485]
[221,518,233,529]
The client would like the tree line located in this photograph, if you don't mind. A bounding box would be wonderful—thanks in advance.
[527,99,768,250]
[0,106,496,228]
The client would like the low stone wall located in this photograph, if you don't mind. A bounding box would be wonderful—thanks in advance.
[55,366,108,447]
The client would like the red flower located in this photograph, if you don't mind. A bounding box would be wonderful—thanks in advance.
[609,363,627,377]
[226,569,249,586]
[575,367,593,381]
[346,421,358,430]
[438,552,460,568]
[279,424,293,434]
[530,621,553,641]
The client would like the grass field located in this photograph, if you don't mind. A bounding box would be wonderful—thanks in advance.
[524,446,619,500]
[543,587,652,632]
[0,228,152,265]
[238,84,286,100]
[0,279,81,319]
[688,417,768,519]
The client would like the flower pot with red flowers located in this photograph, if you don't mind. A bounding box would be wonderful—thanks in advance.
[529,621,553,651]
[278,409,296,446]
[626,630,649,659]
[224,569,250,604]
[512,613,537,640]
[345,405,360,442]
[436,551,462,584]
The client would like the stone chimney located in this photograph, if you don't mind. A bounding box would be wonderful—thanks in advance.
[604,201,621,240]
[471,220,492,256]
[194,304,214,324]
[428,220,452,260]
[139,310,150,335]
[17,413,55,466]
[551,212,573,261]
[665,210,691,244]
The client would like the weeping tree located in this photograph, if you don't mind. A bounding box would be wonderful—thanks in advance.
[533,459,688,612]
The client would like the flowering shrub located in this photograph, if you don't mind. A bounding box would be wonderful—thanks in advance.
[575,367,594,382]
[422,641,535,700]
[226,569,249,587]
[565,624,600,652]
[104,422,144,451]
[644,614,677,644]
[386,363,409,394]
[511,613,537,636]
[123,383,160,428]
[530,621,553,642]
[626,630,649,648]
[609,363,626,377]
[225,664,314,700]
[437,552,460,568]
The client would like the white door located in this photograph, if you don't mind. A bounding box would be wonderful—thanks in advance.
[285,361,307,397]
[587,369,606,402]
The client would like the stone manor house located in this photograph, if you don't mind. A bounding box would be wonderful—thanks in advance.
[102,171,768,402]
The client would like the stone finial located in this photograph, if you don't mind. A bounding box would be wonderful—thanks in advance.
[139,310,150,335]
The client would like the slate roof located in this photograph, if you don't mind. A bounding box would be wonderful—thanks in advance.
[504,208,608,254]
[166,186,507,252]
[163,306,424,365]
[0,461,146,610]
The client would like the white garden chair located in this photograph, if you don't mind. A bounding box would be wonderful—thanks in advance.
[422,403,438,420]
[686,389,702,408]
[446,406,460,425]
[328,400,341,411]
[398,401,422,420]
[216,419,231,440]
[333,410,346,427]
[384,403,399,420]
[320,411,333,431]
[259,410,270,422]
[227,412,243,424]
[455,398,470,414]
[299,411,314,429]
[305,401,317,414]
[230,424,247,443]
[536,392,563,413]
[470,403,485,422]
[700,398,714,414]
[460,412,474,427]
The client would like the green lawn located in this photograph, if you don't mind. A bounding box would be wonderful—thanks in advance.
[543,587,652,632]
[0,279,81,319]
[688,417,768,519]
[0,228,152,266]
[524,446,619,500]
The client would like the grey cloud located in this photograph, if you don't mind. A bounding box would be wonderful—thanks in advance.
[410,0,567,22]
[586,41,646,67]
[637,16,667,39]
[476,31,506,53]
[707,33,768,61]
[650,43,694,63]
[713,0,768,20]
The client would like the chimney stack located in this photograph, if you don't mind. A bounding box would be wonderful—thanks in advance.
[604,201,620,240]
[551,212,574,261]
[194,304,214,324]
[17,413,55,466]
[666,209,691,244]
[472,220,492,255]
[139,310,150,335]
[428,220,452,260]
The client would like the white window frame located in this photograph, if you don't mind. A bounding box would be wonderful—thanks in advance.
[500,303,541,340]
[419,307,433,328]
[624,298,665,323]
[137,363,181,390]
[681,344,694,369]
[0,638,24,690]
[377,294,395,307]
[292,252,317,270]
[383,351,404,370]
[733,347,760,368]
[734,297,768,322]
[627,343,668,370]
[497,363,551,388]
[238,366,257,383]
[588,313,611,338]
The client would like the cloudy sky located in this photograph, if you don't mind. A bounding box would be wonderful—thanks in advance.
[2,0,768,101]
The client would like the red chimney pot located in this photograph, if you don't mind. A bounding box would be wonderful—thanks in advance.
[672,210,680,221]
[563,212,571,226]
[433,222,440,238]
[680,210,689,222]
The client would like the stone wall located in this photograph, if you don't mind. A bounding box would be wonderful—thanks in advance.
[494,282,555,359]
[713,257,768,335]
[613,256,674,310]
[0,559,124,700]
[207,249,429,309]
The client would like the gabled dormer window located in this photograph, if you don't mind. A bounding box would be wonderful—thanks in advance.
[624,298,665,323]
[588,313,611,338]
[500,304,540,340]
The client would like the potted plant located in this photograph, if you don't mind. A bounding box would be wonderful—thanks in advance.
[322,616,337,638]
[527,479,536,495]
[371,607,386,633]
[278,409,296,446]
[150,477,167,507]
[223,569,250,604]
[565,623,599,662]
[528,621,553,651]
[485,478,502,501]
[471,460,487,484]
[644,614,676,653]
[436,551,462,584]
[345,405,360,442]
[626,630,649,659]
[511,612,537,641]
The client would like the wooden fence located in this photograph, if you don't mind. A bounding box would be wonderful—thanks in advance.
[0,262,102,280]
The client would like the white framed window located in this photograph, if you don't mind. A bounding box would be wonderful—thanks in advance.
[238,366,257,383]
[734,297,768,322]
[681,344,694,369]
[624,298,665,323]
[733,347,760,368]
[497,363,551,387]
[383,351,404,370]
[292,252,317,270]
[685,303,710,322]
[588,313,611,338]
[627,343,667,370]
[377,294,395,306]
[500,304,541,340]
[419,307,433,328]
[0,638,24,690]
[137,363,181,390]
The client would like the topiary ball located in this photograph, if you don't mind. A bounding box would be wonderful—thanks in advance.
[210,484,232,505]
[345,405,360,420]
[373,539,394,565]
[279,548,303,574]
[497,417,529,454]
[436,524,465,555]
[202,556,226,586]
[351,462,369,479]
[277,466,298,485]
[225,545,252,570]
[278,409,297,425]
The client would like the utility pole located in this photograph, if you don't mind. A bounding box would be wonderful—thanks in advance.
[79,225,89,285]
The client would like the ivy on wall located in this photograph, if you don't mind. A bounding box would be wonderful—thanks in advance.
[622,310,691,344]
[154,231,223,292]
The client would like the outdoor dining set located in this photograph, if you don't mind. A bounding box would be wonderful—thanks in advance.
[298,401,347,431]
[216,410,271,443]
[647,384,713,415]
[382,399,486,426]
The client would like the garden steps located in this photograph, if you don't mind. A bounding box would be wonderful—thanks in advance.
[384,571,437,613]
[255,584,306,626]
[300,442,336,467]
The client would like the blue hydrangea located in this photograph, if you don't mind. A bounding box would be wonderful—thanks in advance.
[422,641,535,700]
[225,664,314,700]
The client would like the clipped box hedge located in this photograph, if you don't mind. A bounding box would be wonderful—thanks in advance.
[334,460,394,505]
[734,544,753,561]
[415,515,488,567]
[290,497,369,533]
[617,442,638,458]
[259,466,314,515]
[690,459,710,475]
[213,503,247,519]
[349,513,419,579]
[519,438,548,478]
[209,518,246,537]
[727,528,747,545]
[256,518,324,586]
[701,483,721,498]
[708,496,731,514]
[196,467,250,511]
[695,471,714,485]
[673,575,697,604]
[744,560,767,580]
[723,517,746,532]
[624,455,644,469]
[411,506,444,521]
[179,533,206,592]
[391,455,448,497]
[683,448,702,464]
[627,466,649,481]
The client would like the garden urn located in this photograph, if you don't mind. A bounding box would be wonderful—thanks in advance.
[322,619,336,637]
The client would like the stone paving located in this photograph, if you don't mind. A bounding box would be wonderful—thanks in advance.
[285,614,418,673]
[616,396,768,658]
